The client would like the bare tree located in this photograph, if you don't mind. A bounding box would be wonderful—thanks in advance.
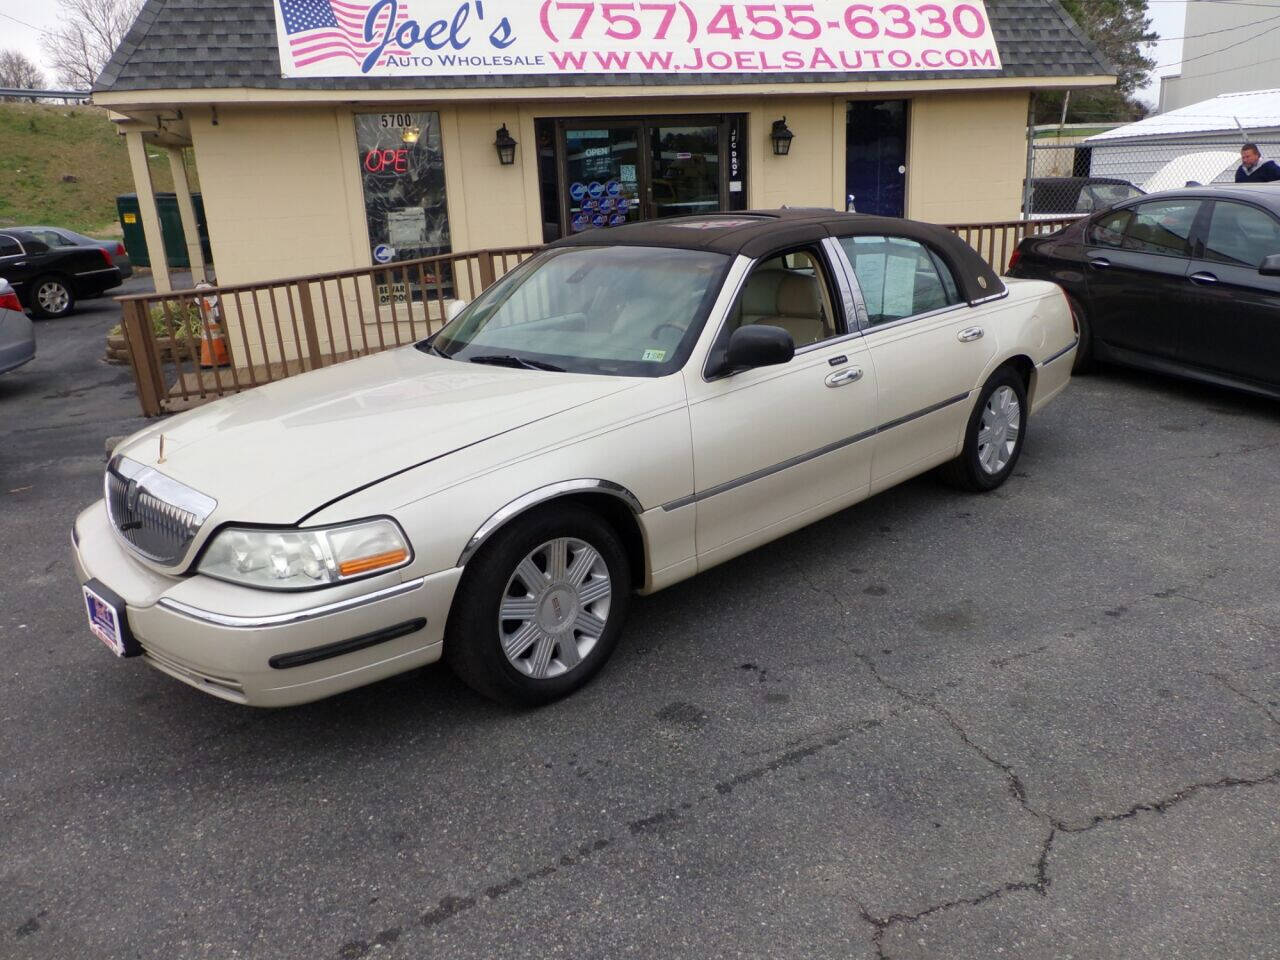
[43,0,144,90]
[0,50,47,99]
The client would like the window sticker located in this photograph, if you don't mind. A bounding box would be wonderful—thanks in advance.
[642,349,668,362]
[883,255,917,318]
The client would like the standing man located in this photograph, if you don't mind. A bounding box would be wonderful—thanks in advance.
[1235,143,1280,183]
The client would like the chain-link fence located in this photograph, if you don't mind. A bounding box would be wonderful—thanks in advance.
[1024,135,1277,217]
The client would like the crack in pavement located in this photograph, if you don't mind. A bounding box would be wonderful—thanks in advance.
[1052,768,1280,834]
[855,829,1056,960]
[855,652,1042,816]
[1202,671,1280,732]
[331,712,899,959]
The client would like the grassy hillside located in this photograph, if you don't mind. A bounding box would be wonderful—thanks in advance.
[0,102,184,237]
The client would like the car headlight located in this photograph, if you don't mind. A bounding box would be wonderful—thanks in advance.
[198,519,412,590]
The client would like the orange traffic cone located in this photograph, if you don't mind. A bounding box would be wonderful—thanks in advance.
[197,288,230,368]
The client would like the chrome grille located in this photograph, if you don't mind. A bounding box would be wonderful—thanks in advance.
[104,456,217,566]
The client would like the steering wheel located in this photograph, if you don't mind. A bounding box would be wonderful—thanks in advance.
[650,323,684,339]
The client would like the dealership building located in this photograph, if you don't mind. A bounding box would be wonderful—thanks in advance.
[95,0,1112,292]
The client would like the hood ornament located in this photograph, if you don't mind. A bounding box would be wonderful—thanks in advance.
[157,434,167,464]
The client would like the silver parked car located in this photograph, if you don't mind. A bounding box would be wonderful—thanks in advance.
[0,278,36,375]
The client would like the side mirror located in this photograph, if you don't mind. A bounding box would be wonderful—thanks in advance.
[444,299,469,322]
[709,325,795,378]
[1260,254,1280,276]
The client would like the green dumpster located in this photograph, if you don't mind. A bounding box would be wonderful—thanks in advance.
[116,193,214,270]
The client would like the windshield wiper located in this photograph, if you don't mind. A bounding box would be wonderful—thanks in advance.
[416,340,450,359]
[467,354,565,372]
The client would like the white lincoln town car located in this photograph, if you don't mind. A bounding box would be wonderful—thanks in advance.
[74,211,1077,708]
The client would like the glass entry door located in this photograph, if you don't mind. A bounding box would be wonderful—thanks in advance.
[650,125,721,219]
[556,117,738,235]
[563,126,645,233]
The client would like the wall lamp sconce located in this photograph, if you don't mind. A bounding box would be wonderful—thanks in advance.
[495,124,518,165]
[771,117,795,156]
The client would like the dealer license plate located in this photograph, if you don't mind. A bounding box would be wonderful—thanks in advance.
[83,585,127,657]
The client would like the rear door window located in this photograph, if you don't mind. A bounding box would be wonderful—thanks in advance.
[29,229,74,248]
[1088,209,1133,248]
[839,236,962,326]
[1123,199,1202,257]
[1202,201,1280,268]
[0,235,23,257]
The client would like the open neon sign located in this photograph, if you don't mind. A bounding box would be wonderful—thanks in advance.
[364,148,410,174]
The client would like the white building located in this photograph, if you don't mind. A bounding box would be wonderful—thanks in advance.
[1085,89,1280,191]
[1160,0,1280,112]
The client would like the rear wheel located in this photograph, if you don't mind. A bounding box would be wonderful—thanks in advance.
[1067,294,1094,373]
[32,276,74,319]
[445,505,631,706]
[939,368,1028,493]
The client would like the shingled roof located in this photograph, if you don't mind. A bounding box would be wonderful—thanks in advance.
[96,0,1113,94]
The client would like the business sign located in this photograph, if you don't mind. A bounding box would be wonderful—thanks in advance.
[274,0,1001,78]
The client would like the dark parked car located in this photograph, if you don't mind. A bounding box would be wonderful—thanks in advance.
[1008,184,1280,398]
[1025,177,1145,218]
[19,226,133,280]
[0,229,124,318]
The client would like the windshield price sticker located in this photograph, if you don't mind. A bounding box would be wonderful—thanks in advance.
[275,1,999,78]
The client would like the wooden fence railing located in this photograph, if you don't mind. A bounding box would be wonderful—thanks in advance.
[117,217,1083,417]
[945,216,1083,274]
[118,246,540,416]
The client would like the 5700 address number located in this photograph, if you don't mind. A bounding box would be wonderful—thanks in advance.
[538,2,991,44]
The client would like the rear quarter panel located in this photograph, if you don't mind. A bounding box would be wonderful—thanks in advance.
[1011,220,1091,304]
[987,279,1076,413]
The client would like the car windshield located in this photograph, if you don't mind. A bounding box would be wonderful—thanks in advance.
[424,245,730,377]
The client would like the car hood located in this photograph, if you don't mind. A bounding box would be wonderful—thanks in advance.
[114,347,642,524]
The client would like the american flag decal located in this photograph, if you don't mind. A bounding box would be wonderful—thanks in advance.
[278,0,410,70]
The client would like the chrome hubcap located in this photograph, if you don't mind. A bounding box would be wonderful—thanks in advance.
[37,282,69,313]
[498,537,611,680]
[977,386,1022,475]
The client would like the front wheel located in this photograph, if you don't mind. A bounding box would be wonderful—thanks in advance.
[32,276,75,319]
[939,368,1028,492]
[445,505,631,707]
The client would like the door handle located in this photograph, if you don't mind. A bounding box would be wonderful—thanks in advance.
[957,327,985,343]
[1089,257,1111,269]
[1189,271,1219,286]
[825,367,863,388]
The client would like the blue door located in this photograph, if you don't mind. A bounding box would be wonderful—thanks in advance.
[846,101,909,217]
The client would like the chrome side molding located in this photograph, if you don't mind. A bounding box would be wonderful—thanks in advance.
[158,577,427,629]
[458,479,644,567]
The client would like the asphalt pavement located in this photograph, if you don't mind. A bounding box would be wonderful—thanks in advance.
[1,287,1277,960]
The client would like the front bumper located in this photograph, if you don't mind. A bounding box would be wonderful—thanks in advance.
[72,501,461,707]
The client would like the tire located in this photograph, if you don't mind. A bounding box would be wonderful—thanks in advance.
[31,276,75,319]
[445,504,632,707]
[939,367,1029,493]
[1066,294,1094,374]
